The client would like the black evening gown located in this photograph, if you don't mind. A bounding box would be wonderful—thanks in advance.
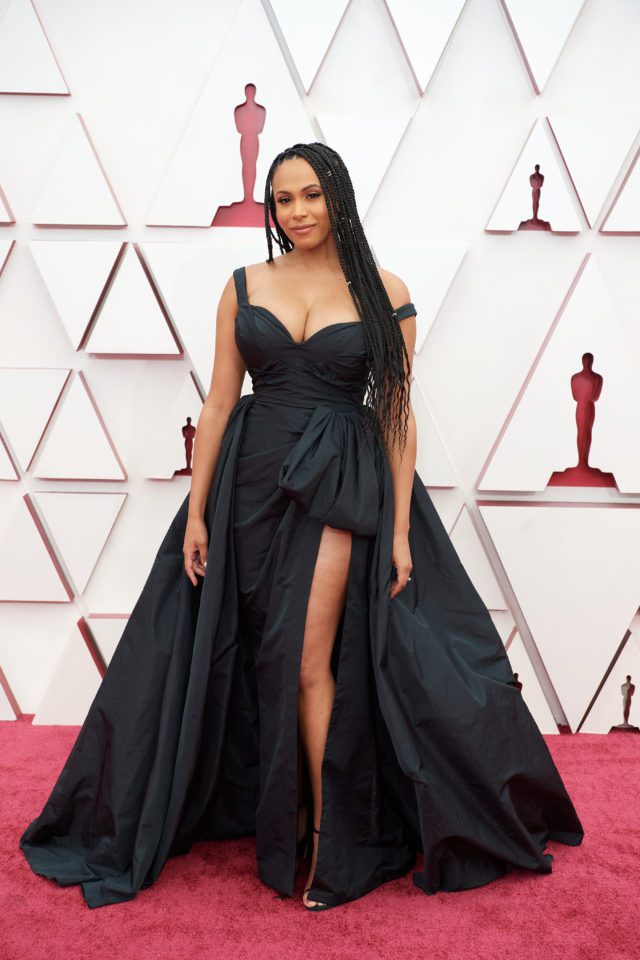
[19,265,584,909]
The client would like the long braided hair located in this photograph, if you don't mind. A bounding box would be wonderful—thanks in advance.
[262,141,411,457]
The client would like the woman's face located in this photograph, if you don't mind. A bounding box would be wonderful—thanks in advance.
[271,157,336,250]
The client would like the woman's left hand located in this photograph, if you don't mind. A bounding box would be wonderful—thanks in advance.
[390,532,412,599]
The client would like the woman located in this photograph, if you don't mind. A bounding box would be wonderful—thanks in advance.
[20,142,584,912]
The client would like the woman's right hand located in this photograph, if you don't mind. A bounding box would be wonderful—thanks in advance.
[183,516,209,586]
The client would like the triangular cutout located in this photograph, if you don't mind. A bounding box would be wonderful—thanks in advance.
[450,504,509,612]
[0,495,70,601]
[270,0,349,93]
[549,114,640,228]
[141,240,267,389]
[33,625,102,724]
[84,244,180,356]
[479,501,640,731]
[486,119,583,233]
[500,0,587,94]
[147,0,316,226]
[31,113,126,226]
[479,255,640,494]
[0,0,68,94]
[580,626,640,733]
[34,491,127,594]
[29,239,122,349]
[506,632,561,734]
[386,0,468,94]
[32,372,126,480]
[136,372,203,478]
[0,367,69,471]
[87,615,128,667]
[410,377,458,488]
[315,113,411,219]
[372,243,466,354]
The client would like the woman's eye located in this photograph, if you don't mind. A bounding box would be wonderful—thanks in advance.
[277,193,321,204]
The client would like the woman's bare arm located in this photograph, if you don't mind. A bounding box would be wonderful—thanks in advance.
[183,275,246,583]
[378,269,417,598]
[378,271,417,528]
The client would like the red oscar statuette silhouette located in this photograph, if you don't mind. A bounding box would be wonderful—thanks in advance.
[548,352,616,488]
[610,675,639,734]
[212,83,271,227]
[173,417,196,477]
[518,163,551,232]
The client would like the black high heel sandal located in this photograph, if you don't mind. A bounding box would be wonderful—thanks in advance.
[303,825,333,912]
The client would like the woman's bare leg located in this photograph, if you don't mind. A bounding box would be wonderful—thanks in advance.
[298,524,352,908]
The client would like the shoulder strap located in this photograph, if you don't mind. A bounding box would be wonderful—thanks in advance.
[394,302,417,321]
[232,266,249,307]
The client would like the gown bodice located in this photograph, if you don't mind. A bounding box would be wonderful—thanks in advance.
[233,265,417,411]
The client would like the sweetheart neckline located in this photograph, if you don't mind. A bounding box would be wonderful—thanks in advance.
[246,302,364,347]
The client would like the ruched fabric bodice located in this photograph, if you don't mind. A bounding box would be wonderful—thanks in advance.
[231,266,417,537]
[236,303,369,410]
[19,263,584,910]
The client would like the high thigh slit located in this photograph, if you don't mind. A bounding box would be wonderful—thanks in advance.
[19,264,584,909]
[298,522,352,903]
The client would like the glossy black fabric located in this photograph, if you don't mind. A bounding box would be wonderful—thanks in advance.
[20,265,584,908]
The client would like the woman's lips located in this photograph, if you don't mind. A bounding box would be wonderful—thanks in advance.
[291,225,315,234]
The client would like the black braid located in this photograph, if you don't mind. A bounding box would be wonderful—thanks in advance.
[262,141,411,457]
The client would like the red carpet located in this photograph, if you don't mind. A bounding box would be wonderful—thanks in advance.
[1,718,637,960]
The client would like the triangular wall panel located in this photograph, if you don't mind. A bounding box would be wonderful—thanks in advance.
[486,120,583,233]
[450,504,509,612]
[0,0,68,95]
[0,495,71,602]
[479,256,640,494]
[0,368,70,472]
[315,113,412,219]
[549,114,640,229]
[580,627,640,733]
[141,240,265,390]
[371,243,466,355]
[147,0,316,226]
[269,0,349,93]
[500,0,587,94]
[386,0,468,94]
[480,501,640,732]
[410,378,458,488]
[33,491,127,595]
[29,240,122,350]
[84,244,181,357]
[506,631,560,734]
[87,614,128,666]
[33,625,102,724]
[32,372,127,481]
[31,113,126,227]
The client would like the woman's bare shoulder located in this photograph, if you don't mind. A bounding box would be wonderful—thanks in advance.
[376,266,411,308]
[244,257,284,279]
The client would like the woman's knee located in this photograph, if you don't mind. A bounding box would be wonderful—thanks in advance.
[298,525,352,692]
